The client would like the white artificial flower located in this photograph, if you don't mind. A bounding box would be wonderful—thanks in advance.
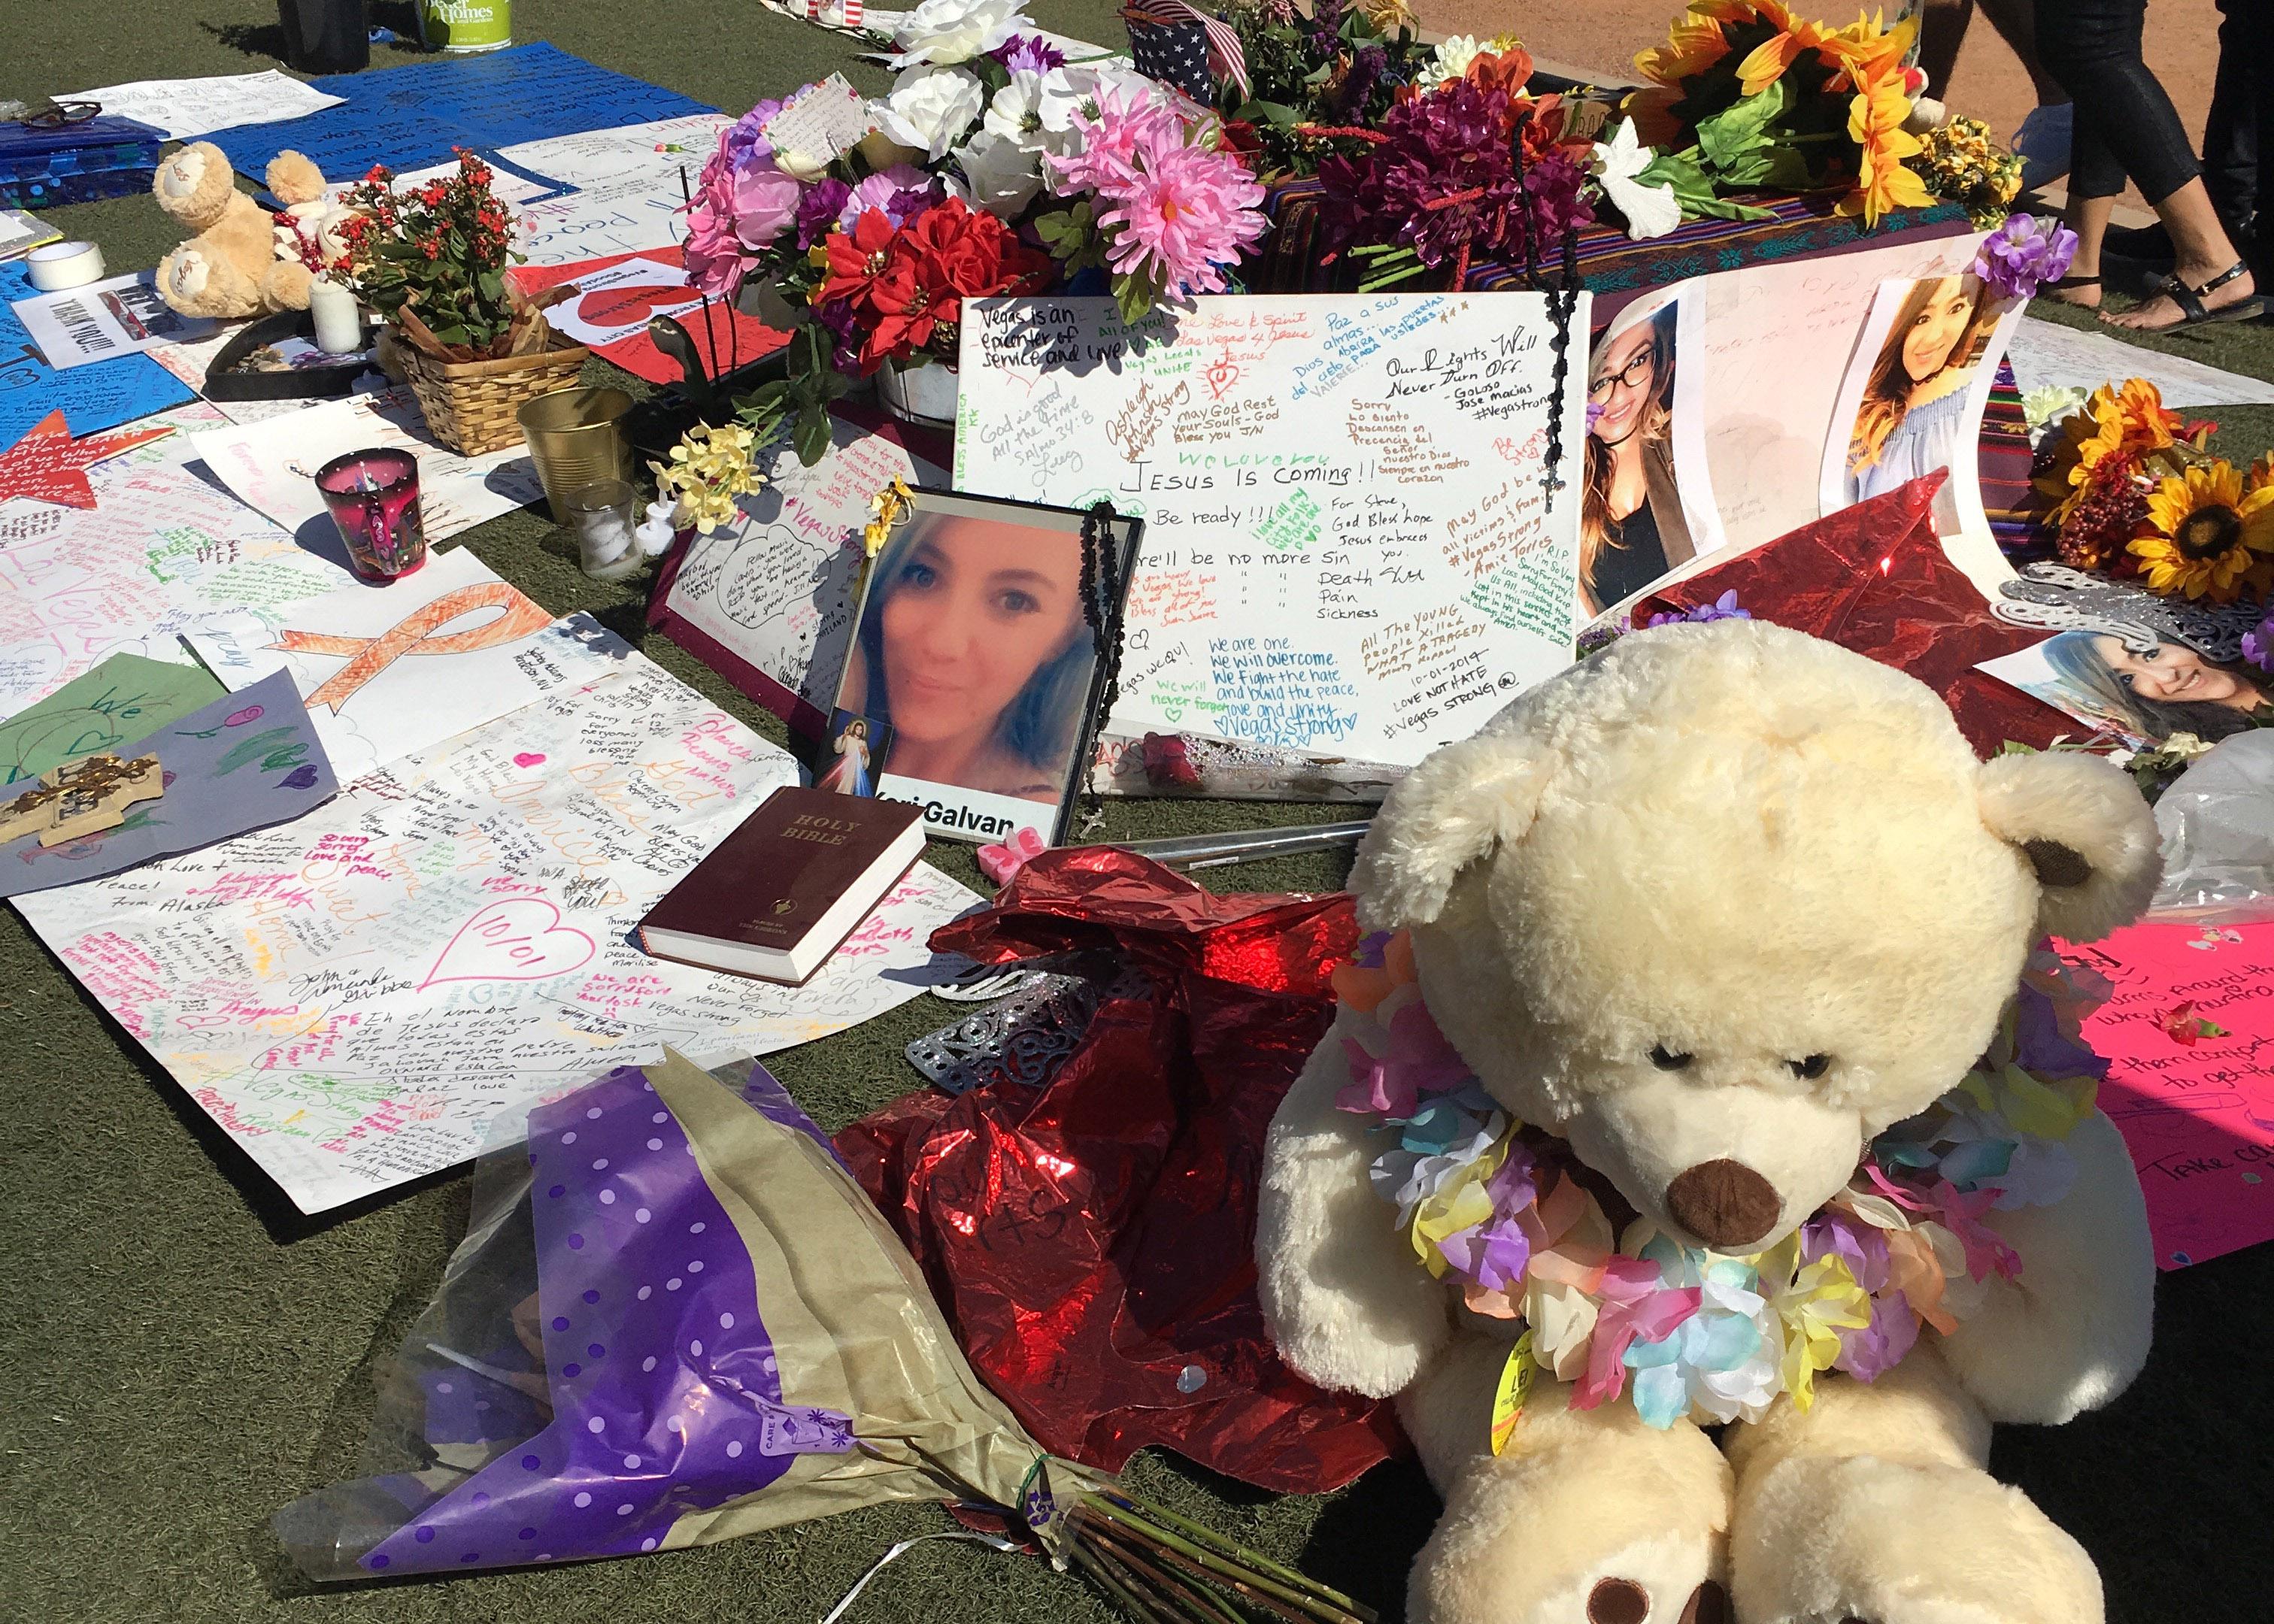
[984,68,1054,153]
[770,145,833,183]
[950,129,1045,217]
[1417,34,1483,91]
[2021,383,2089,436]
[893,0,1027,67]
[1035,60,1157,154]
[875,65,987,164]
[1593,119,1681,241]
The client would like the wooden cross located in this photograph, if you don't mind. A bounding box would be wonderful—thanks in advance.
[0,753,163,847]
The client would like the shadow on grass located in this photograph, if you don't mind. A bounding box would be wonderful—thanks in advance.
[202,4,429,65]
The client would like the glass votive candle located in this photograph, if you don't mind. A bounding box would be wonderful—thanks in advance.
[315,447,427,581]
[566,478,644,582]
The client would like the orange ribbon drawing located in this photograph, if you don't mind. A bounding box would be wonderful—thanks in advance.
[274,583,554,714]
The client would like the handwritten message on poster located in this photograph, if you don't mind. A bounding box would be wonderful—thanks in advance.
[0,263,193,444]
[0,460,348,719]
[954,292,1588,766]
[14,656,978,1213]
[2063,921,2274,1269]
[659,420,945,729]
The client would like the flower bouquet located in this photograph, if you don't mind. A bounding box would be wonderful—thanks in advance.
[1627,1,1978,229]
[682,0,1269,463]
[336,149,589,455]
[2035,379,2274,604]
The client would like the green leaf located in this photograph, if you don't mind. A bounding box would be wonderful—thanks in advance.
[793,402,833,466]
[1237,99,1305,128]
[1694,76,1790,173]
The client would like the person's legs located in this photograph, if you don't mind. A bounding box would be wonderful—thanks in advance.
[1915,0,1974,98]
[1976,0,2066,104]
[2203,0,2258,230]
[2035,0,2256,328]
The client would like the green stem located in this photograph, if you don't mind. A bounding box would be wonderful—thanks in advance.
[1080,1495,1371,1624]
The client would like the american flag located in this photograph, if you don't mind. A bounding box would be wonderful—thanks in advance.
[1121,0,1249,102]
[806,0,863,26]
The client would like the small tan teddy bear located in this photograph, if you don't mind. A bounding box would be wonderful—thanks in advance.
[1260,618,2164,1624]
[151,142,331,320]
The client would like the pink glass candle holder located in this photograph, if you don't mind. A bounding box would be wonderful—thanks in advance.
[316,447,427,581]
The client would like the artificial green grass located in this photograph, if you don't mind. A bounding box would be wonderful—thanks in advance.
[0,7,2271,1621]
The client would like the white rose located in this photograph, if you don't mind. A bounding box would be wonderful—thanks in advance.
[771,146,832,182]
[875,66,987,163]
[893,0,1027,67]
[950,129,1044,217]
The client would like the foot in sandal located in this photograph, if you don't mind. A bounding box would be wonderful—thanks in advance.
[2041,273,2101,311]
[2104,259,2260,331]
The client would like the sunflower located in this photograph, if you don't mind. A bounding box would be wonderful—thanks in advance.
[1837,65,1930,226]
[1820,9,1918,90]
[1709,0,1829,96]
[2127,462,2274,601]
[2034,378,2184,525]
[1635,14,1732,87]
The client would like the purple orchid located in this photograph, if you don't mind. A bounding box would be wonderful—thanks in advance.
[989,33,1066,73]
[1972,213,2078,300]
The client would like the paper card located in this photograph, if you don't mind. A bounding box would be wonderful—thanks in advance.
[2060,923,2274,1268]
[954,292,1589,766]
[187,394,544,547]
[760,75,871,166]
[0,669,336,896]
[2007,315,2274,412]
[658,418,945,730]
[0,210,61,259]
[0,264,193,444]
[183,548,629,779]
[0,653,224,788]
[0,459,348,721]
[62,70,347,140]
[207,43,716,181]
[13,655,978,1213]
[511,177,699,268]
[11,271,218,371]
[1670,231,1984,564]
[538,254,713,348]
[506,247,787,386]
[495,114,732,192]
[1817,274,2024,591]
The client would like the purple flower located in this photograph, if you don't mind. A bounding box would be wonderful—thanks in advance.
[989,32,1066,73]
[796,178,852,249]
[1351,929,1393,969]
[722,98,787,172]
[1801,1207,1890,1292]
[1586,399,1605,434]
[1645,590,1749,627]
[1833,1289,1919,1382]
[1440,1214,1531,1292]
[838,165,941,231]
[1972,213,2078,300]
[2244,617,2274,675]
[1336,44,1389,120]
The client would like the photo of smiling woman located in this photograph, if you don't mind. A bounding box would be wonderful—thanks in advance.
[833,493,1132,841]
[1580,301,1696,620]
[2037,631,2274,743]
[1842,274,2003,512]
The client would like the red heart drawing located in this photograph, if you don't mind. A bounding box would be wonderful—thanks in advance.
[514,752,547,768]
[417,898,596,990]
[577,283,694,329]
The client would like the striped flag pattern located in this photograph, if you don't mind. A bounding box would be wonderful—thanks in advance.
[1121,0,1250,101]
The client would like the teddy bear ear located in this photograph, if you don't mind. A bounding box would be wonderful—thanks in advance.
[1976,750,2163,942]
[1348,729,1555,931]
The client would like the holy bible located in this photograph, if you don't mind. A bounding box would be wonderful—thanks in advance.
[635,785,925,984]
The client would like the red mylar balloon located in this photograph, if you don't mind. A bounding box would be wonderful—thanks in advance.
[835,848,1405,1493]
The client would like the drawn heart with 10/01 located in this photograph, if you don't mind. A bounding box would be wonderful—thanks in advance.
[419,898,596,989]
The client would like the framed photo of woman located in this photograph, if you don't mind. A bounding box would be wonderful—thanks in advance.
[1820,272,2024,544]
[829,488,1142,847]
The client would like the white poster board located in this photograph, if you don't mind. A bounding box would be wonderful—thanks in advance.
[954,292,1589,766]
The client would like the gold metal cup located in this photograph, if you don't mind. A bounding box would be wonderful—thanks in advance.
[517,386,633,524]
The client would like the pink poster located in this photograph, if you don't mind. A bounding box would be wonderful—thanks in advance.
[2063,920,2274,1269]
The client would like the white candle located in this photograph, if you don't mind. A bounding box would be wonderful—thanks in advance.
[308,278,362,354]
[634,499,678,558]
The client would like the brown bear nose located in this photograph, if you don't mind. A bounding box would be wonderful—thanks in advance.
[1665,1159,1781,1249]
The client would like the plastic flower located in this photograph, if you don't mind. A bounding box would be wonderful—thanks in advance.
[1721,0,1828,96]
[1090,135,1268,297]
[820,210,903,311]
[875,65,987,162]
[1840,65,1932,226]
[2130,461,2274,601]
[1361,0,1416,32]
[988,32,1066,74]
[838,165,941,232]
[1634,14,1730,87]
[1337,994,1472,1117]
[952,129,1046,217]
[1417,35,1486,91]
[1972,213,2077,300]
[984,67,1057,153]
[2021,383,2088,436]
[891,0,1025,67]
[1762,1238,1872,1410]
[1644,589,1749,626]
[727,159,802,249]
[650,422,763,535]
[795,178,853,249]
[1593,118,1681,241]
[1623,1232,1781,1426]
[2035,379,2183,526]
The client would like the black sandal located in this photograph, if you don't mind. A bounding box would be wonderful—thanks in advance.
[2122,260,2264,330]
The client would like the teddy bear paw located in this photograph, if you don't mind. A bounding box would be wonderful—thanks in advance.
[1409,1450,1729,1624]
[1732,1455,2100,1624]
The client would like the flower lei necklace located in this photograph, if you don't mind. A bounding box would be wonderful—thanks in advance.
[1333,932,2108,1438]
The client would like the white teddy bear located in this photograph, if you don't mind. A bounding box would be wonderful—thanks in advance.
[1258,618,2163,1624]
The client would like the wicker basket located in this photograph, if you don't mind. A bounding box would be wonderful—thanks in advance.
[390,334,593,456]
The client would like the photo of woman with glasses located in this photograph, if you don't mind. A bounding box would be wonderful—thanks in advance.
[1580,300,1696,619]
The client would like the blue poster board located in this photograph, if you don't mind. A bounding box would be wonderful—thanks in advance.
[210,44,715,181]
[0,264,191,444]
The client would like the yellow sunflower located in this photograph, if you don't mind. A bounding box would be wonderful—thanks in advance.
[1635,14,1731,87]
[1820,9,1918,89]
[1837,65,1930,226]
[2128,462,2274,601]
[1706,0,1828,96]
[2033,378,2183,524]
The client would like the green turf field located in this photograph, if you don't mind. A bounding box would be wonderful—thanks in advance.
[2,7,2270,1620]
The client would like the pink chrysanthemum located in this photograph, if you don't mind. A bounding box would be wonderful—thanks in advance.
[1047,82,1187,194]
[1092,138,1266,295]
